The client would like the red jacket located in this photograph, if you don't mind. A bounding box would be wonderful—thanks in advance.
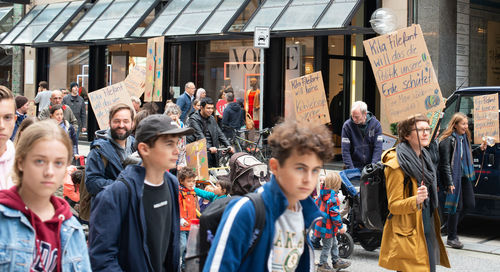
[178,186,199,231]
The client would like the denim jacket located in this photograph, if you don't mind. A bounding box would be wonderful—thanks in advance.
[0,204,91,272]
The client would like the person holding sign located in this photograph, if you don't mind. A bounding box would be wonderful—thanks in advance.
[341,101,383,170]
[438,112,486,249]
[379,115,450,272]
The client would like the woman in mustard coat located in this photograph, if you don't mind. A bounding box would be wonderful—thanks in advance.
[379,115,450,272]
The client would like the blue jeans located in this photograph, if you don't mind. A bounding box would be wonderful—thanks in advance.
[319,236,340,265]
[180,230,189,267]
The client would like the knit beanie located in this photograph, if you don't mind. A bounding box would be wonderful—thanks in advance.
[15,96,29,109]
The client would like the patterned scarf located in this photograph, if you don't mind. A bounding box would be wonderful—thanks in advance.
[444,133,475,214]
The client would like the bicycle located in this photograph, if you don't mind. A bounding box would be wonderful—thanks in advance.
[229,127,272,164]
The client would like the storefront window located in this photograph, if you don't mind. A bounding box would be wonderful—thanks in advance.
[49,46,88,91]
[284,36,314,118]
[108,42,147,85]
[196,39,255,101]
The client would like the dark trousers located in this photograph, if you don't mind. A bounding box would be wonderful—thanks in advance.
[447,177,475,240]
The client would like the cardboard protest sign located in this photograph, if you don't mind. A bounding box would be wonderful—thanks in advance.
[145,36,164,102]
[473,93,499,143]
[185,139,209,182]
[289,71,330,125]
[88,82,134,129]
[124,65,146,98]
[364,24,444,123]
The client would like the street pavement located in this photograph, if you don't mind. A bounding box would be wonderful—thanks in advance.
[78,140,500,270]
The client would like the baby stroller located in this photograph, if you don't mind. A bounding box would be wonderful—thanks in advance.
[337,169,383,258]
[228,152,271,195]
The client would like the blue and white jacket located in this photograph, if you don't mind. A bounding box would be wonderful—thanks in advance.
[203,175,322,272]
[341,112,383,169]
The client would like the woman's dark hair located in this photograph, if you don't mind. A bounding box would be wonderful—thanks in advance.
[268,120,334,164]
[49,104,63,115]
[142,102,159,114]
[132,110,151,136]
[397,114,430,143]
[14,116,37,146]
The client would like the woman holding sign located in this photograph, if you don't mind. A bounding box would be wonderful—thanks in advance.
[439,112,486,249]
[379,114,450,272]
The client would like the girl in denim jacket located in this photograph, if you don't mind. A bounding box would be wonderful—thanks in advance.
[0,120,91,271]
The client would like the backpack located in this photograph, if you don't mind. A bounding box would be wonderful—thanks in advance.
[80,154,108,221]
[360,161,410,231]
[229,152,270,196]
[195,192,266,271]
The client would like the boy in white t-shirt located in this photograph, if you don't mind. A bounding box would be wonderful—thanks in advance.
[0,86,16,190]
[203,120,334,272]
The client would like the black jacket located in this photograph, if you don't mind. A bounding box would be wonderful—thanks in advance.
[221,102,245,138]
[186,110,231,148]
[438,135,481,189]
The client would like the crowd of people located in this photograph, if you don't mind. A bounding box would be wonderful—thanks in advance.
[0,80,487,272]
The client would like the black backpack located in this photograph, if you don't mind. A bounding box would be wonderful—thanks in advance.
[195,192,266,271]
[360,162,410,231]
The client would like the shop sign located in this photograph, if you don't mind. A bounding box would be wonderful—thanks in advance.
[363,24,444,123]
[88,82,134,129]
[473,93,499,143]
[145,36,164,102]
[289,71,330,125]
[185,138,209,182]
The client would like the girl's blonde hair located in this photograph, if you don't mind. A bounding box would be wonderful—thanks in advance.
[324,172,342,191]
[439,112,471,142]
[13,120,73,185]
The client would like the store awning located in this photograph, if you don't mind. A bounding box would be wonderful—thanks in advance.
[142,0,249,37]
[243,0,361,32]
[62,0,159,42]
[0,1,85,45]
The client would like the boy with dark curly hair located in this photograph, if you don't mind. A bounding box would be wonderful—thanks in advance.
[203,120,334,272]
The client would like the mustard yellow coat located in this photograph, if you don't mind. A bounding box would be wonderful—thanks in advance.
[379,149,450,272]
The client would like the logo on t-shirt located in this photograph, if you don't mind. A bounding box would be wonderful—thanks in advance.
[32,241,58,272]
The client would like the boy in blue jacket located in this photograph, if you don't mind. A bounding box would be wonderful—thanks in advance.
[89,115,194,272]
[203,120,334,272]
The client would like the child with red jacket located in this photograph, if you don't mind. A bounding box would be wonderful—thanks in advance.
[178,167,200,268]
[314,172,351,272]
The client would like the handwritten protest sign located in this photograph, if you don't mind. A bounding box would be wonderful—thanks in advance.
[289,71,330,125]
[124,65,146,98]
[27,101,37,117]
[185,139,209,182]
[145,36,164,102]
[88,82,134,129]
[473,93,499,143]
[364,24,444,123]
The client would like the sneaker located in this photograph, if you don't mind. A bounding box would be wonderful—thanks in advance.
[332,259,351,270]
[317,263,334,272]
[447,238,464,249]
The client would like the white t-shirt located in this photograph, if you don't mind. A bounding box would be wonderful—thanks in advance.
[270,202,305,272]
[0,140,15,190]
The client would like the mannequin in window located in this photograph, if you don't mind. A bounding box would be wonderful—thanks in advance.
[245,77,260,129]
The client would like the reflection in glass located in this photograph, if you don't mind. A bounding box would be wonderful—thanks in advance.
[165,0,220,35]
[63,0,113,41]
[108,0,156,39]
[316,1,358,29]
[273,0,328,31]
[35,1,85,43]
[142,0,190,37]
[82,0,136,40]
[1,5,45,44]
[198,0,247,34]
[243,0,288,32]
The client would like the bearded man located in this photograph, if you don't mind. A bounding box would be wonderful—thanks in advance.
[85,104,136,195]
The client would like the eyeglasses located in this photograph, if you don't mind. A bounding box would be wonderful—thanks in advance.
[412,128,432,134]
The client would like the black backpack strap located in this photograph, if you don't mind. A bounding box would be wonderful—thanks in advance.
[387,174,411,221]
[242,192,266,263]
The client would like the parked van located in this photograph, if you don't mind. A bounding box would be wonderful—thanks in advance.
[438,87,500,218]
